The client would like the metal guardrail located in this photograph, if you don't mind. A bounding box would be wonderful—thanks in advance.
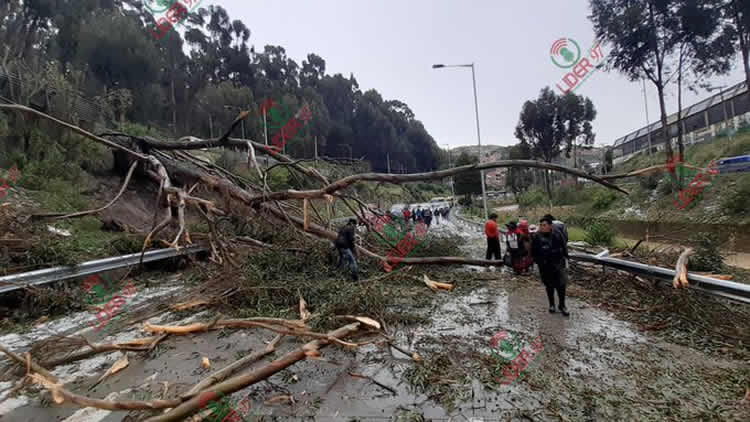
[0,246,206,294]
[570,252,750,305]
[457,207,750,304]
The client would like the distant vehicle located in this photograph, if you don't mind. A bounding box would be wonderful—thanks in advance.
[430,196,455,204]
[717,155,750,174]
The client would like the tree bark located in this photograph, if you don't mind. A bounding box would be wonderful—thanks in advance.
[144,323,361,422]
[647,0,673,162]
[731,0,750,97]
[242,159,627,206]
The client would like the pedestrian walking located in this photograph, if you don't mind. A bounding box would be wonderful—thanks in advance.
[334,219,359,281]
[423,207,433,227]
[531,214,569,316]
[485,213,501,261]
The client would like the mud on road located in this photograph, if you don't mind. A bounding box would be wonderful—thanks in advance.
[1,217,748,421]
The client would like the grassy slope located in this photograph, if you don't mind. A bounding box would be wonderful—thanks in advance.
[603,129,750,221]
[515,128,750,225]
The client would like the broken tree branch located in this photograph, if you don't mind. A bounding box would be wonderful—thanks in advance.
[0,104,148,160]
[673,248,693,289]
[602,162,705,181]
[0,344,59,383]
[181,334,283,400]
[31,161,139,220]
[144,323,361,422]
[37,335,168,370]
[243,159,628,206]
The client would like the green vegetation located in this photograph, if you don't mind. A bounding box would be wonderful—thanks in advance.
[0,1,445,176]
[583,222,616,247]
[688,233,724,272]
[723,173,750,216]
[235,227,465,331]
[518,188,547,208]
[26,218,144,267]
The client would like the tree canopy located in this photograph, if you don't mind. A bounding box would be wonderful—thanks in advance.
[0,0,441,173]
[514,87,596,198]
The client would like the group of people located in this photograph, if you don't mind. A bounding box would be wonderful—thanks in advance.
[333,206,570,318]
[402,206,451,227]
[485,213,570,316]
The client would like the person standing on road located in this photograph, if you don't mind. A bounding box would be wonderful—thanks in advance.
[516,219,533,274]
[485,213,501,261]
[531,214,569,316]
[334,219,359,281]
[434,208,440,225]
[423,207,433,227]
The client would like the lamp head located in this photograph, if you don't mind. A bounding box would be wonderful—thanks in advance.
[432,64,445,69]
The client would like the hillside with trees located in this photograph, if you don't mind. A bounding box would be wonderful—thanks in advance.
[0,0,442,173]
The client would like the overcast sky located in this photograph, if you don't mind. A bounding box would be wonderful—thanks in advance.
[221,0,745,149]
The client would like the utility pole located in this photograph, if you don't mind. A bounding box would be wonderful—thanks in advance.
[314,136,318,163]
[387,153,391,173]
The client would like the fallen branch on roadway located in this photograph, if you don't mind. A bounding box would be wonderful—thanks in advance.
[0,323,362,418]
[144,322,361,422]
[673,248,693,289]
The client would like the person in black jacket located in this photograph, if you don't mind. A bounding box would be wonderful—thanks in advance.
[531,214,569,316]
[335,219,359,281]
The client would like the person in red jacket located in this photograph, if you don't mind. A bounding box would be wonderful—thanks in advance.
[485,213,501,260]
[402,207,410,222]
[515,219,533,274]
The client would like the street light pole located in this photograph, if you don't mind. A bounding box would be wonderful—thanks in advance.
[433,63,488,220]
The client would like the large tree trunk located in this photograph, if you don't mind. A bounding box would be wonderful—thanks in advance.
[657,84,674,162]
[647,1,673,163]
[676,43,685,178]
[732,0,750,97]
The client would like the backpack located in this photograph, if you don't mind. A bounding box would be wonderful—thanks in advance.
[552,221,569,257]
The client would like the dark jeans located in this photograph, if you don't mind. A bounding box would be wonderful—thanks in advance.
[425,216,432,227]
[486,237,501,260]
[337,248,359,280]
[539,261,567,309]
